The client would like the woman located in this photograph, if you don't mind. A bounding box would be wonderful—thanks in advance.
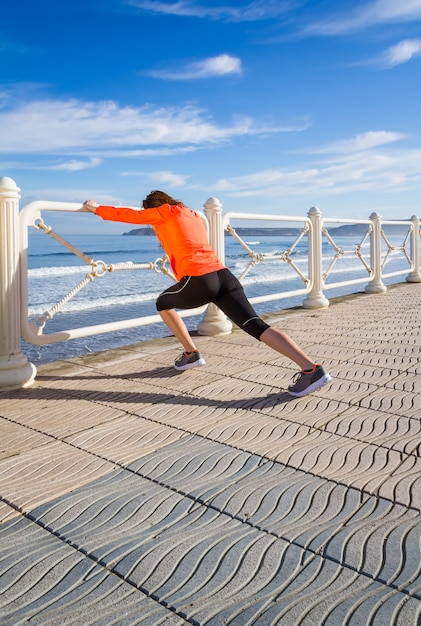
[84,190,331,397]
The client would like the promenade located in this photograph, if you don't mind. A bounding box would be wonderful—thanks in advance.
[0,283,420,625]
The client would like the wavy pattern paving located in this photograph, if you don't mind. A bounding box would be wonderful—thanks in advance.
[0,283,420,624]
[1,436,420,625]
[0,513,185,625]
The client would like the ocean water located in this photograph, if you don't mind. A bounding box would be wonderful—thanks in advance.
[22,228,411,364]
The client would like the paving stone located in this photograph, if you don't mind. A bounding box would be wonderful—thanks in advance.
[0,283,420,625]
[0,441,117,514]
[64,416,188,466]
[0,514,184,626]
[0,418,52,460]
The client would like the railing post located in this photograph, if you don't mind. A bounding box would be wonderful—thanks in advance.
[365,212,387,293]
[302,206,329,309]
[406,215,421,283]
[197,197,232,336]
[0,177,36,390]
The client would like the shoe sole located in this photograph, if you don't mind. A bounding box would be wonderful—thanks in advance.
[174,357,206,371]
[288,373,332,398]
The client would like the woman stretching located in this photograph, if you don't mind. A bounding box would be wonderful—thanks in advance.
[84,190,331,397]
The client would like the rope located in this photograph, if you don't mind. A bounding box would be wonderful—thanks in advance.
[225,222,310,285]
[34,218,94,265]
[322,225,373,280]
[29,219,175,331]
[31,274,94,331]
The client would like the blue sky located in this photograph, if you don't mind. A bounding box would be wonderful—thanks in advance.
[1,0,421,233]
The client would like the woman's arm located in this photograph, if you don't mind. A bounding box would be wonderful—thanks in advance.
[83,201,165,225]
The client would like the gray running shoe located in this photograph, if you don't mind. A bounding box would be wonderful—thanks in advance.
[288,364,332,397]
[174,350,206,371]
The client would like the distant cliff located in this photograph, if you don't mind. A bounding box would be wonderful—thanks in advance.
[122,222,411,237]
[123,227,155,236]
[122,227,301,236]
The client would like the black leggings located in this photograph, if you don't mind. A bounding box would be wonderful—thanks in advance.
[156,268,270,340]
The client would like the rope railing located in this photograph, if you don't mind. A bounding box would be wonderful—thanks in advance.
[217,208,421,308]
[15,198,209,346]
[29,217,175,333]
[319,217,418,293]
[321,224,373,281]
[225,222,310,285]
[380,225,413,271]
[21,203,421,341]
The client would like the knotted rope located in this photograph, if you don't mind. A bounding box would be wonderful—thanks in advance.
[30,218,173,333]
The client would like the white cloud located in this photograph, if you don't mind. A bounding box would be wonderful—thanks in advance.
[149,54,242,80]
[129,0,293,22]
[97,146,198,157]
[304,0,421,35]
[49,157,102,172]
[0,96,289,155]
[379,38,421,67]
[367,0,421,24]
[212,139,421,198]
[313,131,405,154]
[121,170,189,187]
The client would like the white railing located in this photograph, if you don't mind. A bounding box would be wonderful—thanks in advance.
[19,199,209,345]
[219,206,421,304]
[1,177,420,390]
[222,211,312,303]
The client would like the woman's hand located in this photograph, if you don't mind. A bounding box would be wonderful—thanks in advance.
[83,200,98,213]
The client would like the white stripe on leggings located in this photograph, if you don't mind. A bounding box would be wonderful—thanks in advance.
[242,316,260,327]
[163,276,192,297]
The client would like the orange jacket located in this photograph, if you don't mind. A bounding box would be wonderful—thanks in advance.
[96,203,225,281]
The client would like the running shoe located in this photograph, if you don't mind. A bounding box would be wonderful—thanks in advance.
[174,350,206,371]
[288,364,332,397]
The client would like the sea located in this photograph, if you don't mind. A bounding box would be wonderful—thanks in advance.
[22,228,411,365]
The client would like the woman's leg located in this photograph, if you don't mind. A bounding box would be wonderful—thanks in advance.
[259,327,314,371]
[156,275,218,354]
[215,270,315,370]
[158,309,197,353]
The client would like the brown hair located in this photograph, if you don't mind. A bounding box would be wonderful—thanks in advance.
[142,190,183,209]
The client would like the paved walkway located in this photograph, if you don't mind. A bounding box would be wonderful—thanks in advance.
[0,283,420,626]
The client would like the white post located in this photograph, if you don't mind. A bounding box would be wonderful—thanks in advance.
[406,215,421,283]
[302,206,329,309]
[0,177,36,390]
[365,212,387,293]
[197,197,232,336]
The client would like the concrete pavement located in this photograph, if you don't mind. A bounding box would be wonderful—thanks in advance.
[0,283,420,625]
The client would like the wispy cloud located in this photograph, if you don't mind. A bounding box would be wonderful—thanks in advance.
[129,0,294,22]
[49,157,102,172]
[378,38,421,67]
[213,131,421,198]
[0,95,293,156]
[303,0,421,35]
[312,131,405,154]
[121,170,189,187]
[149,54,242,80]
[95,146,198,158]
